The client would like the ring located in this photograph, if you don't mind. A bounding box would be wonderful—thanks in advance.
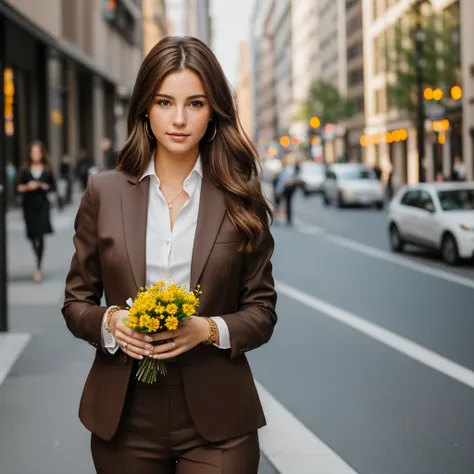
[171,341,176,350]
[122,342,128,350]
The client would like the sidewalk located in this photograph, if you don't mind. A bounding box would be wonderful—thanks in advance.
[0,196,278,474]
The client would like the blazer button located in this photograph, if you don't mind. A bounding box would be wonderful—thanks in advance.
[123,355,128,364]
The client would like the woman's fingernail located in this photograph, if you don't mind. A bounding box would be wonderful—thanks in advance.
[138,355,143,360]
[145,336,152,342]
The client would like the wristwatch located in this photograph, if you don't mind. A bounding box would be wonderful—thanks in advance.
[104,306,121,334]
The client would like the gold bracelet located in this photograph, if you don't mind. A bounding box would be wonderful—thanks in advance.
[105,306,121,333]
[203,317,219,345]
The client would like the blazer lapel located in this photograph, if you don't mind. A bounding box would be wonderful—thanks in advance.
[122,176,150,292]
[190,176,226,292]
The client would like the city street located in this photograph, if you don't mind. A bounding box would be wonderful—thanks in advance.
[1,189,474,473]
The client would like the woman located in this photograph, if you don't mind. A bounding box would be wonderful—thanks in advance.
[62,36,277,474]
[17,141,55,282]
[275,151,300,226]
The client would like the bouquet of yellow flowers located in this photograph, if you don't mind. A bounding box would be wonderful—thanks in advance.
[124,280,201,384]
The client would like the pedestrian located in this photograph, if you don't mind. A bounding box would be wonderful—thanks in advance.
[451,155,466,181]
[102,137,118,170]
[75,149,92,191]
[62,36,277,474]
[16,141,55,282]
[276,151,299,226]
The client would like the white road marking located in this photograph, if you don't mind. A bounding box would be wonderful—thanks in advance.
[293,219,474,290]
[0,333,31,386]
[257,380,359,474]
[276,280,474,389]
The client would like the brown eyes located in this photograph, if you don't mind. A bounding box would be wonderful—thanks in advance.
[156,100,205,108]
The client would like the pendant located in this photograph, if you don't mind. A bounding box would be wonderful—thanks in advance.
[168,204,172,209]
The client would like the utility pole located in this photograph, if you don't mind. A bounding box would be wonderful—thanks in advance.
[414,0,430,183]
[0,12,8,332]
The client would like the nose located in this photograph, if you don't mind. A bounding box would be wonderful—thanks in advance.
[173,106,186,127]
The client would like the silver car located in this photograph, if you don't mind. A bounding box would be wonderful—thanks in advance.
[299,161,326,195]
[322,163,385,209]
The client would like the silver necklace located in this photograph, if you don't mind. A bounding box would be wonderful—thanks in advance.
[165,189,185,209]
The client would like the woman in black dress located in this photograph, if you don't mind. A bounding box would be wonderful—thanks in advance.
[16,141,56,282]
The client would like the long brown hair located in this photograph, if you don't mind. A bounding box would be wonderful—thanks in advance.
[20,140,53,174]
[117,36,272,253]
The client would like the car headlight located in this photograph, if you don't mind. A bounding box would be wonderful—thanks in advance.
[459,224,474,232]
[343,189,355,197]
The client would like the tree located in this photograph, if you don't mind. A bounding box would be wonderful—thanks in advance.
[296,79,357,127]
[386,9,461,120]
[295,79,357,160]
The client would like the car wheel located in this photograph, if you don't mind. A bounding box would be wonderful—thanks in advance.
[441,233,460,266]
[323,192,329,206]
[302,185,310,197]
[389,224,404,252]
[375,201,384,210]
[337,192,345,208]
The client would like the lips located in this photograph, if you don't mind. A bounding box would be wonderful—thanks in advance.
[167,133,190,137]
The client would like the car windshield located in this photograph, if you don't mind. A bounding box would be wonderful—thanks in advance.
[302,163,324,174]
[337,168,377,180]
[437,189,474,211]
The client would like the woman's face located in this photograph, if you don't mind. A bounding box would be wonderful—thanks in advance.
[30,145,42,165]
[148,69,212,156]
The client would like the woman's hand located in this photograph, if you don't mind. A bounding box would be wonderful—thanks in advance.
[148,317,210,360]
[111,310,155,360]
[27,180,41,191]
[40,182,50,191]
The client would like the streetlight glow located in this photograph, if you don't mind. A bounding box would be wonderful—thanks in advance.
[451,85,462,100]
[424,88,433,100]
[432,88,443,101]
[310,117,321,128]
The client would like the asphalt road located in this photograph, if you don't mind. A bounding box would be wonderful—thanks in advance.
[2,189,474,473]
[248,189,474,473]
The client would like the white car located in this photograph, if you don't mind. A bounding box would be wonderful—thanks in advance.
[299,161,325,195]
[388,182,474,265]
[322,163,384,209]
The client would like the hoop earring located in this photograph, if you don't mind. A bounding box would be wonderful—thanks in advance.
[144,119,155,140]
[206,123,217,143]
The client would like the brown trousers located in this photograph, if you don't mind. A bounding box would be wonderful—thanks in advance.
[91,362,260,474]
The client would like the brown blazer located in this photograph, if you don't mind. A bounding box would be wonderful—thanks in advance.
[62,169,277,442]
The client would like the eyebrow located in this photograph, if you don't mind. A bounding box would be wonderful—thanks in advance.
[155,93,207,100]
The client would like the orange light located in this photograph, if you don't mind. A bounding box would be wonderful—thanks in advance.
[386,132,394,143]
[451,85,462,100]
[438,133,446,144]
[424,88,433,100]
[433,88,443,101]
[399,129,408,141]
[360,136,367,147]
[280,136,291,148]
[310,117,321,129]
[441,119,450,131]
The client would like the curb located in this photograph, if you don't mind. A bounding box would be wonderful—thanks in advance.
[0,333,31,386]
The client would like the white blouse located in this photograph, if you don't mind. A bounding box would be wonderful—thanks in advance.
[102,156,230,353]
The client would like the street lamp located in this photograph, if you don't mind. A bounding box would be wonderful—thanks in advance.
[414,0,431,183]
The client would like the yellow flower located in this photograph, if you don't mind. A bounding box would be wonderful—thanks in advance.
[159,313,165,320]
[129,315,139,326]
[148,318,160,332]
[129,307,137,316]
[139,315,151,328]
[165,316,179,331]
[182,303,195,317]
[166,304,178,315]
[161,291,174,303]
[155,303,165,314]
[186,293,197,305]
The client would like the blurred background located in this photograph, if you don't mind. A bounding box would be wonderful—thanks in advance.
[1,1,474,473]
